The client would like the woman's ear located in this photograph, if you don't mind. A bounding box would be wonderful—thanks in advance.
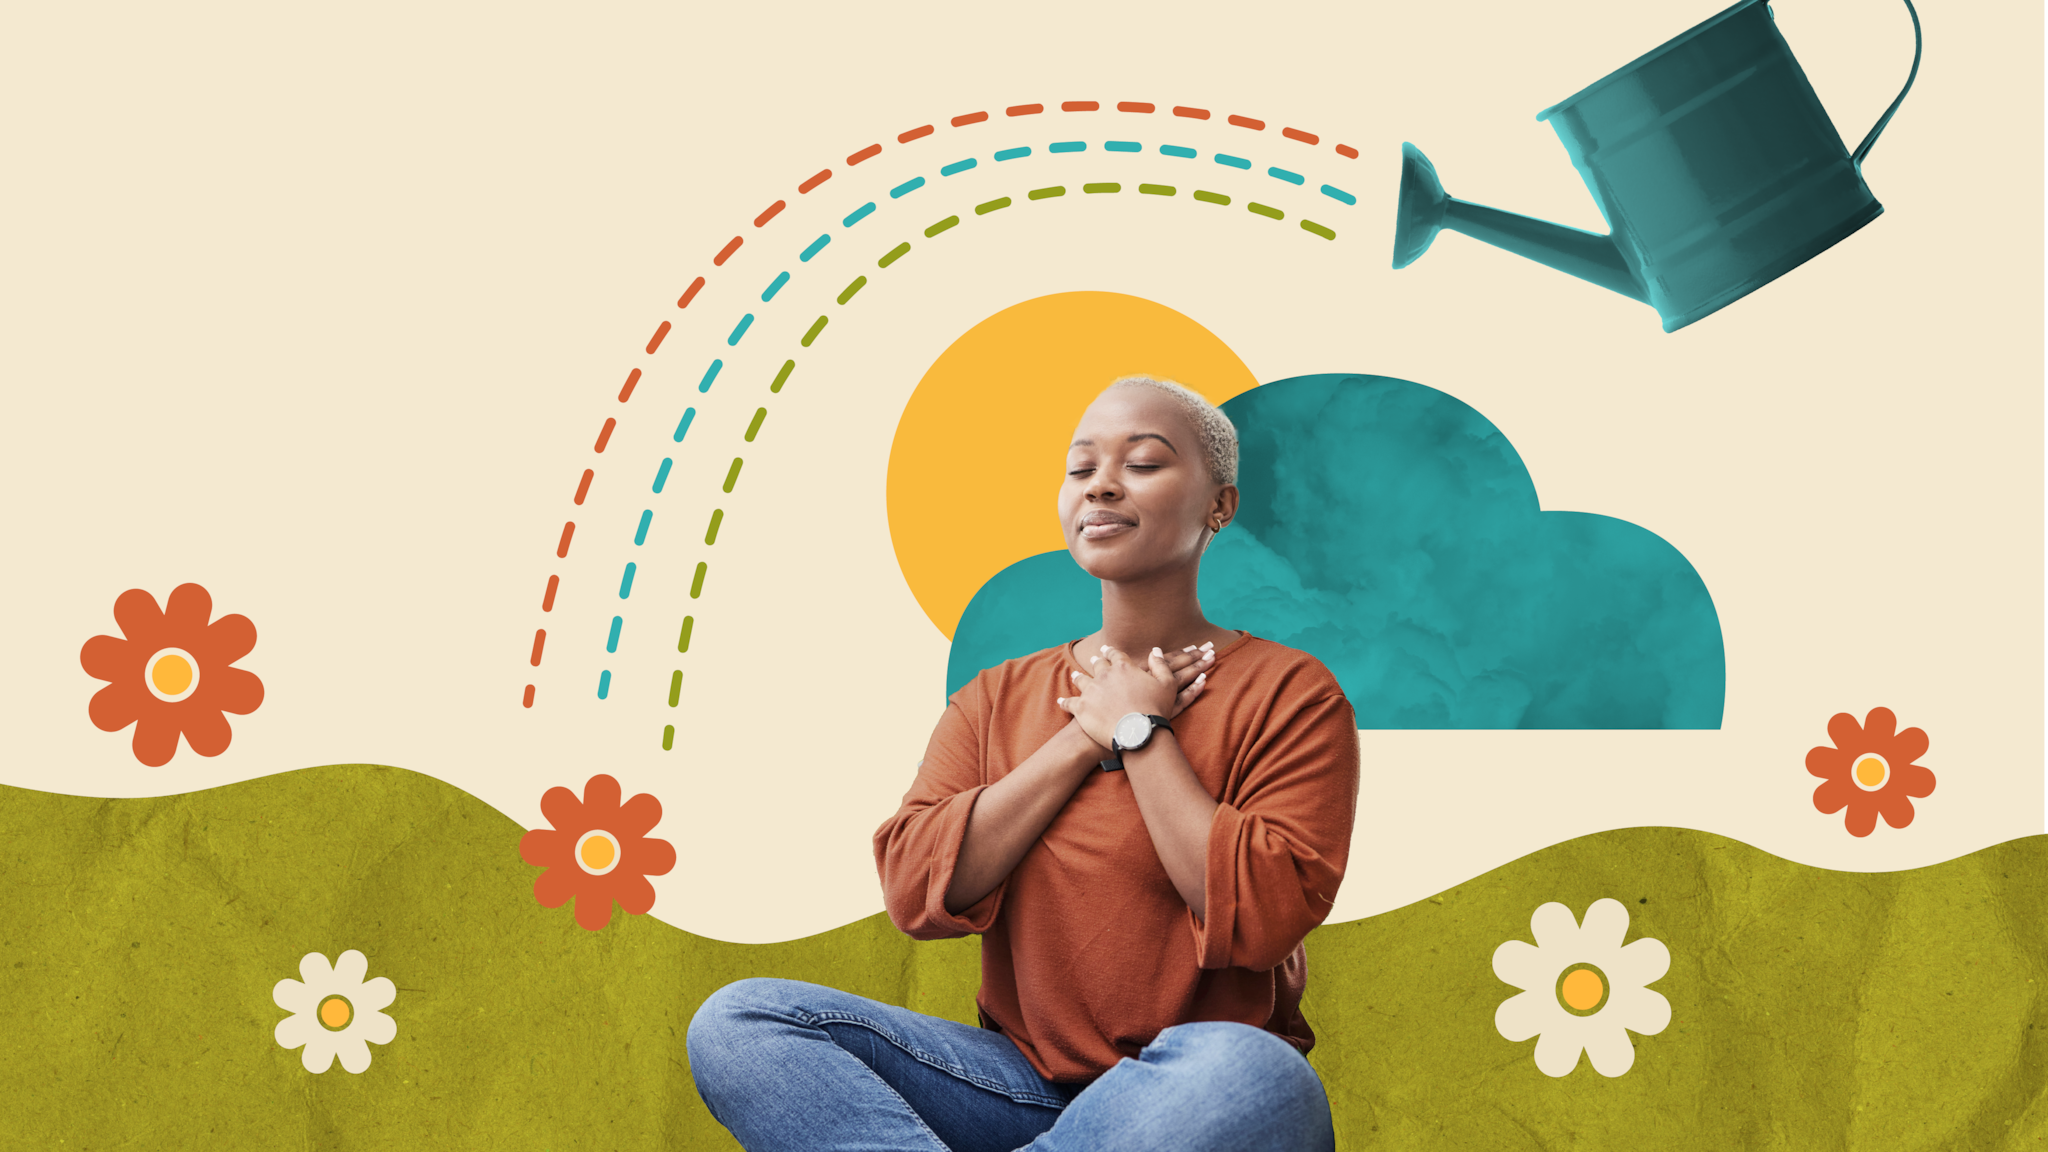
[1210,484,1240,532]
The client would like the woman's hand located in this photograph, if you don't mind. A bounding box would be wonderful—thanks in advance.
[1057,642,1214,751]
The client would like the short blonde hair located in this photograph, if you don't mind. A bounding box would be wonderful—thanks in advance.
[1106,375,1239,487]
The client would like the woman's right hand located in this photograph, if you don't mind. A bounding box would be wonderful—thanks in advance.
[1061,641,1215,729]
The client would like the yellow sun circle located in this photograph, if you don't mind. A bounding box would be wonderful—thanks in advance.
[1854,755,1889,789]
[886,291,1259,639]
[1560,967,1605,1011]
[318,996,352,1030]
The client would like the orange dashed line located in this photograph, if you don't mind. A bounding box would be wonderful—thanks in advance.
[896,125,933,144]
[619,368,641,402]
[754,200,786,227]
[713,236,743,266]
[647,320,671,353]
[850,142,884,163]
[1062,100,1099,112]
[1173,106,1210,119]
[1336,144,1359,159]
[678,277,705,308]
[1006,103,1044,116]
[1118,101,1155,113]
[557,523,575,559]
[950,110,988,126]
[530,630,547,667]
[1228,114,1265,130]
[523,684,535,708]
[595,418,616,453]
[1283,127,1320,145]
[798,169,831,194]
[542,574,559,612]
[574,469,593,505]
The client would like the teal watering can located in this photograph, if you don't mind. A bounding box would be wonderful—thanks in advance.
[1393,0,1923,332]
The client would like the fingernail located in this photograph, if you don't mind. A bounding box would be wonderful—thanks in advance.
[1100,644,1110,654]
[1151,647,1162,658]
[1056,697,1066,706]
[1183,645,1197,652]
[1195,672,1206,684]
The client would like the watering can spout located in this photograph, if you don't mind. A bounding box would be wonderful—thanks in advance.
[1392,143,1647,304]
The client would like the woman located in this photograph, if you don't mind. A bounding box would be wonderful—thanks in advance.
[688,375,1361,1150]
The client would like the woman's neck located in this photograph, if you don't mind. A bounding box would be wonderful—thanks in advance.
[1088,568,1237,656]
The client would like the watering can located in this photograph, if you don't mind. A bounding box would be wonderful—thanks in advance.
[1392,0,1923,332]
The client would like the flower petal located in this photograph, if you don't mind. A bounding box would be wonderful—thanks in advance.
[1861,707,1896,742]
[1805,745,1848,780]
[353,975,396,1014]
[1494,989,1550,1042]
[533,866,580,910]
[1812,777,1854,815]
[301,1036,338,1074]
[572,893,615,931]
[539,786,586,833]
[630,835,676,879]
[299,951,336,986]
[182,707,233,757]
[208,666,264,716]
[1844,801,1879,838]
[273,977,313,1014]
[1578,899,1629,953]
[519,828,567,868]
[1532,1023,1587,1077]
[613,871,657,916]
[1825,711,1864,751]
[332,950,369,988]
[1888,725,1929,765]
[1492,940,1549,991]
[112,588,168,644]
[1875,789,1917,830]
[88,682,140,734]
[1583,1021,1638,1077]
[1611,985,1672,1037]
[581,774,623,815]
[201,612,258,664]
[275,1013,314,1051]
[163,583,214,638]
[354,1008,398,1047]
[80,633,137,685]
[131,711,182,767]
[335,1036,374,1074]
[1897,762,1937,799]
[616,791,663,839]
[1530,902,1581,952]
[1609,937,1671,990]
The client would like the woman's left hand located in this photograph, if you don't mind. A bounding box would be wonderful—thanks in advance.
[1058,644,1210,751]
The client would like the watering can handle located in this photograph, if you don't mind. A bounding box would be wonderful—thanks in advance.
[1849,0,1922,166]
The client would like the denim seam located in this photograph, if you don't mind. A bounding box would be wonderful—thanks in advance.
[804,1009,1070,1109]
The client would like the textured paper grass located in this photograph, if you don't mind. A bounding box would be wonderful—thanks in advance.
[0,764,2040,1150]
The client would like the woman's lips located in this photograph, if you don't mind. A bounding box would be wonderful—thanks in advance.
[1080,519,1135,540]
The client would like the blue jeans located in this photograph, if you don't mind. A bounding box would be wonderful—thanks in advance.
[686,977,1336,1151]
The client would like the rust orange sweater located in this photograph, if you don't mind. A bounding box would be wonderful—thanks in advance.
[872,633,1361,1083]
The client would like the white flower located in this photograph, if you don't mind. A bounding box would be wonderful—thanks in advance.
[272,949,398,1073]
[1491,898,1670,1077]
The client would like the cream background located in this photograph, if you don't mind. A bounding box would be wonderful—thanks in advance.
[1,0,2038,943]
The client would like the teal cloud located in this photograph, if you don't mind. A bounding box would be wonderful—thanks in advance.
[946,373,1725,728]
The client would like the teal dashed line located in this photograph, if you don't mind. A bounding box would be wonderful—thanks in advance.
[843,202,875,226]
[597,670,611,700]
[890,177,925,199]
[800,234,830,261]
[699,359,722,393]
[1106,141,1140,153]
[1320,184,1356,205]
[619,562,637,598]
[1215,154,1251,169]
[1268,166,1305,186]
[607,616,623,653]
[728,314,754,345]
[940,158,976,176]
[1160,145,1196,159]
[994,146,1030,161]
[652,457,673,493]
[634,509,652,545]
[673,407,696,442]
[762,271,789,301]
[1049,141,1086,153]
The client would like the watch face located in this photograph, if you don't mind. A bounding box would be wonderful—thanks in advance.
[1114,712,1152,750]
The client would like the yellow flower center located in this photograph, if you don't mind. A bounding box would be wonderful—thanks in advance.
[578,832,619,873]
[1561,968,1605,1011]
[318,996,352,1030]
[151,654,194,696]
[1854,755,1888,788]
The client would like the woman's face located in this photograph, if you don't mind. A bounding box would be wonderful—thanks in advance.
[1059,386,1229,583]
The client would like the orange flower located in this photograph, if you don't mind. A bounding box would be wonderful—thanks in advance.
[79,583,265,767]
[1805,707,1936,837]
[518,774,676,931]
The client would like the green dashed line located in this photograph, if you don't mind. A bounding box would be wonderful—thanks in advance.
[668,671,682,707]
[975,196,1012,215]
[744,407,767,442]
[1248,202,1284,220]
[1194,189,1231,206]
[838,276,867,304]
[1083,182,1121,194]
[662,725,675,750]
[925,215,960,237]
[704,508,724,545]
[770,360,794,393]
[723,457,743,493]
[677,616,693,652]
[690,562,708,599]
[1028,186,1065,200]
[1301,220,1336,240]
[1138,184,1175,197]
[879,242,910,268]
[800,315,827,346]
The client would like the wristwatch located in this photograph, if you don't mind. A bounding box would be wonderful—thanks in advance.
[1099,712,1175,772]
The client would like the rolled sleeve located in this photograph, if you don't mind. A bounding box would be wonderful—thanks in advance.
[1188,692,1360,971]
[873,685,1006,940]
